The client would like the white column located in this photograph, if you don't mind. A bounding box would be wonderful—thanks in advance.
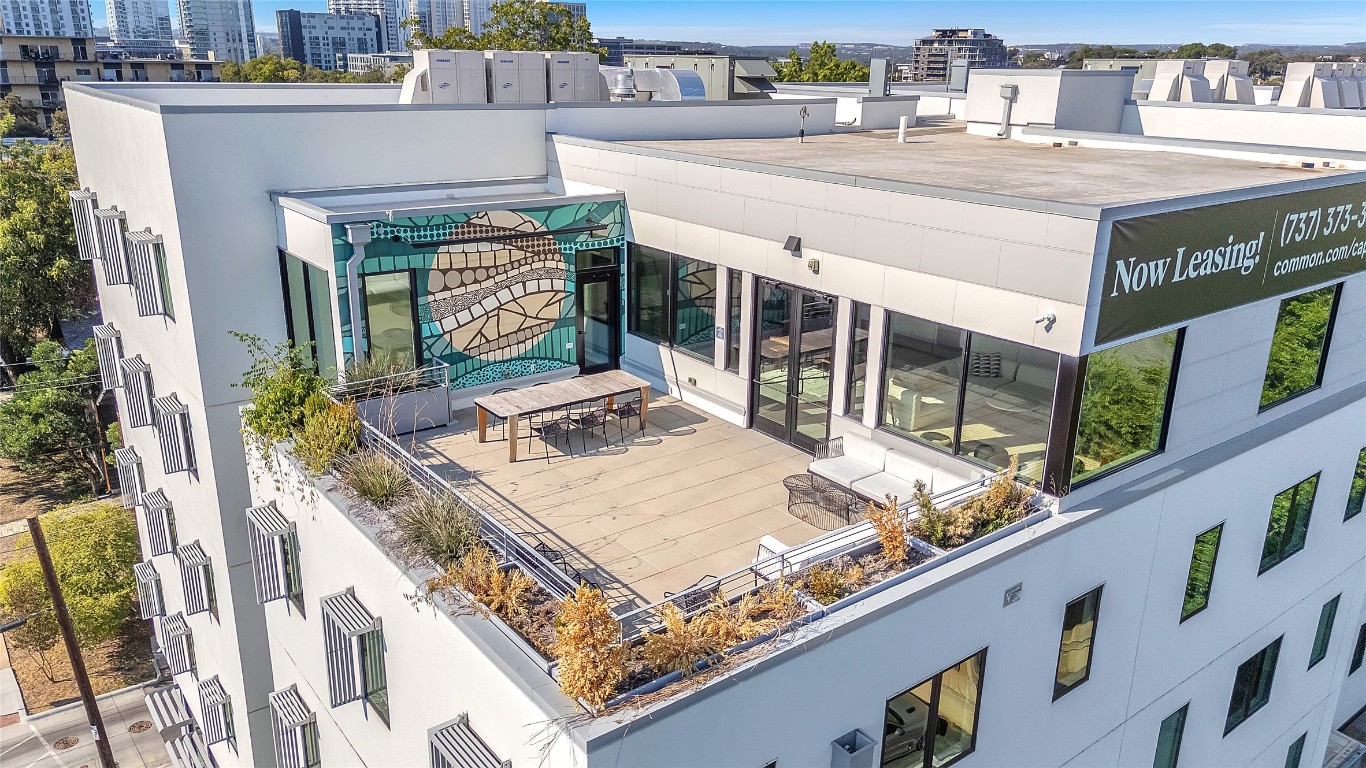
[862,306,888,429]
[829,297,853,416]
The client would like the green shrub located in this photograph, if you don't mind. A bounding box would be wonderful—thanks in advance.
[294,394,361,476]
[339,451,413,508]
[338,352,421,398]
[910,458,1031,549]
[232,332,326,444]
[394,491,481,567]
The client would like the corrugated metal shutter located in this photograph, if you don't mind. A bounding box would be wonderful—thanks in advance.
[114,446,143,508]
[140,489,177,557]
[144,684,192,739]
[269,686,315,768]
[94,208,131,285]
[167,727,213,768]
[247,503,293,604]
[92,324,122,390]
[429,714,508,768]
[321,589,378,707]
[134,561,164,619]
[154,394,194,474]
[127,229,167,317]
[119,355,154,428]
[177,541,211,616]
[198,676,233,746]
[68,190,100,262]
[160,613,194,675]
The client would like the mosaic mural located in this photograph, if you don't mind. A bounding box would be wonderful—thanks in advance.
[333,200,625,390]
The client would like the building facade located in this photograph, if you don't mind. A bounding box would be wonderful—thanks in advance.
[277,11,380,71]
[63,70,1366,768]
[407,0,461,40]
[176,0,255,62]
[0,0,93,36]
[105,0,173,43]
[908,28,1010,82]
[345,50,409,75]
[328,0,407,53]
[594,36,716,67]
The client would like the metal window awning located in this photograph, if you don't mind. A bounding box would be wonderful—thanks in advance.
[177,541,209,568]
[167,728,213,768]
[430,714,506,768]
[153,393,187,418]
[246,502,291,537]
[134,560,159,586]
[161,612,190,638]
[321,588,379,637]
[269,685,315,729]
[733,59,777,78]
[198,676,229,707]
[114,446,141,468]
[142,489,171,512]
[144,684,192,739]
[734,76,778,94]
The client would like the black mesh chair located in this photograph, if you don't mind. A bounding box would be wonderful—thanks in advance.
[529,407,574,462]
[487,387,516,440]
[609,392,644,442]
[571,399,610,452]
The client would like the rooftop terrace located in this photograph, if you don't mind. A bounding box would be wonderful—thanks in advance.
[620,126,1352,207]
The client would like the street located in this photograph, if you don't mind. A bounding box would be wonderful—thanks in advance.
[0,684,169,768]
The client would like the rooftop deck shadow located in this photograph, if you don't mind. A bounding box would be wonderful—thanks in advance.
[409,395,823,613]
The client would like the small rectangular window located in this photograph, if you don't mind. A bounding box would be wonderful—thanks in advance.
[1350,623,1365,674]
[1285,733,1306,768]
[1346,448,1366,521]
[1054,585,1103,699]
[880,649,986,768]
[1225,636,1281,735]
[847,302,871,419]
[1260,284,1339,410]
[360,629,389,726]
[1152,703,1188,768]
[1071,330,1181,483]
[725,269,743,373]
[1260,475,1318,574]
[1308,594,1340,669]
[1181,523,1223,621]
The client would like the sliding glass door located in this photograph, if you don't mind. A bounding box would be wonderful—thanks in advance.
[751,279,836,453]
[362,270,419,370]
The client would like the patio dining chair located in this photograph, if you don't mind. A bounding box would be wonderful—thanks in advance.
[571,399,611,452]
[487,387,517,440]
[609,392,645,442]
[528,407,574,462]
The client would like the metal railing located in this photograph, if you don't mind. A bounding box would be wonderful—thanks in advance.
[614,467,1046,641]
[332,361,450,399]
[347,404,581,601]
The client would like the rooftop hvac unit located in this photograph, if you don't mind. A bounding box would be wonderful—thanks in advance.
[546,51,601,102]
[1332,62,1363,109]
[398,49,487,104]
[598,66,707,101]
[1148,60,1212,102]
[1202,59,1254,104]
[1278,62,1339,108]
[486,50,547,103]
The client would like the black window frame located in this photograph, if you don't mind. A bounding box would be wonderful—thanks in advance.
[626,242,718,363]
[1351,622,1366,674]
[284,529,306,615]
[1225,636,1282,736]
[846,301,871,419]
[1153,703,1188,768]
[1054,585,1104,700]
[360,628,389,727]
[1259,283,1341,412]
[1285,733,1307,768]
[1180,522,1224,622]
[1308,593,1340,669]
[725,268,743,373]
[1345,447,1366,521]
[880,648,988,768]
[1259,473,1319,575]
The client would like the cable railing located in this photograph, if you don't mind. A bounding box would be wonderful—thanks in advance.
[332,361,450,400]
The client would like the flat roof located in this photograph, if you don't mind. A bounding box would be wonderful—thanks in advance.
[65,81,403,108]
[618,126,1358,209]
[273,178,622,223]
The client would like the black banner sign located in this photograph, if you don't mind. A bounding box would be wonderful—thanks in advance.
[1096,181,1366,346]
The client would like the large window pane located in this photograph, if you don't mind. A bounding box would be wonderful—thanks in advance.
[1260,475,1318,574]
[1153,704,1188,768]
[361,629,389,726]
[1346,448,1366,521]
[1054,586,1103,699]
[1225,637,1281,735]
[725,269,743,373]
[961,334,1057,477]
[881,650,986,768]
[363,271,418,370]
[1285,734,1306,768]
[674,256,716,362]
[882,313,964,451]
[627,243,669,343]
[1308,594,1339,669]
[1351,623,1366,674]
[306,263,337,380]
[847,302,871,419]
[1261,284,1338,409]
[1181,523,1223,621]
[1072,331,1180,483]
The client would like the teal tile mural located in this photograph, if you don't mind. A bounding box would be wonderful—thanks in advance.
[333,200,625,390]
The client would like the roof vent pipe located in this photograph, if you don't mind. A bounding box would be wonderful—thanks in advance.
[344,223,373,361]
[610,71,636,101]
[997,83,1017,138]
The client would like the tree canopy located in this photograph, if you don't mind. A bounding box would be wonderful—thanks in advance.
[0,504,140,681]
[773,41,869,83]
[0,140,93,363]
[219,54,398,83]
[1240,48,1290,81]
[0,340,111,494]
[407,0,600,55]
[1063,42,1239,69]
[1,93,45,138]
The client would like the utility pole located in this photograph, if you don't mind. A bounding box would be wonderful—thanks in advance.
[27,516,117,768]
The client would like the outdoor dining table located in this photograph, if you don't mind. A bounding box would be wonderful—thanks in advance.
[474,370,651,462]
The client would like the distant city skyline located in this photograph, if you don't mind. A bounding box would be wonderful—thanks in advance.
[88,0,1365,45]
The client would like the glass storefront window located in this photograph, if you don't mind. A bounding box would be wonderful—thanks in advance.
[960,333,1058,476]
[627,243,670,343]
[881,314,965,450]
[1071,330,1180,484]
[1261,284,1339,409]
[280,251,339,379]
[847,303,871,419]
[674,256,717,362]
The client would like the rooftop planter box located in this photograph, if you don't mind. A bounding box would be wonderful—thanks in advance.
[336,363,452,436]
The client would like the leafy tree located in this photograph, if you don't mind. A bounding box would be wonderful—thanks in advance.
[773,41,869,82]
[1019,50,1054,69]
[1065,45,1142,68]
[1,93,45,138]
[220,55,357,83]
[0,340,111,495]
[1174,42,1237,59]
[48,109,69,139]
[0,504,140,681]
[0,140,94,365]
[408,0,601,55]
[1261,288,1334,408]
[1241,48,1288,81]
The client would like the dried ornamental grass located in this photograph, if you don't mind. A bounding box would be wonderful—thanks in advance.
[643,603,713,677]
[864,494,909,563]
[339,451,414,509]
[394,491,480,568]
[555,584,627,712]
[799,563,848,605]
[446,546,534,619]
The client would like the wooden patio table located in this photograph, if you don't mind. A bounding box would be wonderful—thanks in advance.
[474,370,651,462]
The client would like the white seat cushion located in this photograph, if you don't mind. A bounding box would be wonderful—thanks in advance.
[883,450,936,488]
[932,466,985,492]
[810,455,880,488]
[840,433,888,469]
[852,472,926,509]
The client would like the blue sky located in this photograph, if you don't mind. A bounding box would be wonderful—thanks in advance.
[92,0,1365,45]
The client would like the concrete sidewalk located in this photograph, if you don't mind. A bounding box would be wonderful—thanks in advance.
[0,683,169,768]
